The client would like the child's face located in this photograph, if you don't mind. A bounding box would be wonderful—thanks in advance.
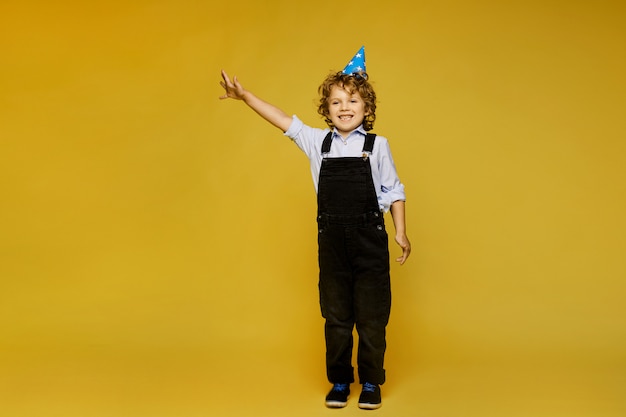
[327,85,369,136]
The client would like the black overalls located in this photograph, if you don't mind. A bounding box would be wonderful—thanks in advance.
[316,132,391,385]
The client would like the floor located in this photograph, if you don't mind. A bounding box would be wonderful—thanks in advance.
[2,343,624,417]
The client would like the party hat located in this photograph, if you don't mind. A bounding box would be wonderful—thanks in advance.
[342,46,366,76]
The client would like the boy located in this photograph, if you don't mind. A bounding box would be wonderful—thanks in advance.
[219,48,410,409]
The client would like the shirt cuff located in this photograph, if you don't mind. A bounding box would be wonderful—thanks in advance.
[380,185,406,212]
[283,115,303,140]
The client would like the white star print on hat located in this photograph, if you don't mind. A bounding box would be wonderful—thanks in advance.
[342,46,366,76]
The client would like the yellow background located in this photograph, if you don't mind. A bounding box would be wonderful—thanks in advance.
[1,0,625,416]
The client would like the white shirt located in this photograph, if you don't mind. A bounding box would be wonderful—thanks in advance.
[284,115,406,213]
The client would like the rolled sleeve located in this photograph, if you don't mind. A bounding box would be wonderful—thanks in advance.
[374,136,406,212]
[379,183,406,212]
[283,115,303,140]
[283,115,328,161]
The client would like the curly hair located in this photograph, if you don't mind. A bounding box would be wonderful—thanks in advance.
[317,72,377,131]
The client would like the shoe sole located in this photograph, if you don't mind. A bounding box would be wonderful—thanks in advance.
[358,402,382,410]
[325,400,348,408]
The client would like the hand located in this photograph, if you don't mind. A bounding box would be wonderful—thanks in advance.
[395,233,411,265]
[219,69,247,100]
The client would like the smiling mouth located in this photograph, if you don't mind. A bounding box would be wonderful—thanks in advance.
[338,115,353,121]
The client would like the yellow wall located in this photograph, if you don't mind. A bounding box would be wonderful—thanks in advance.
[1,1,625,416]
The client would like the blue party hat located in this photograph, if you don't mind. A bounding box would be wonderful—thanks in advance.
[342,46,366,76]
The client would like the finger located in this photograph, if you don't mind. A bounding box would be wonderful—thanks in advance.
[222,70,237,90]
[395,246,411,265]
[218,81,229,99]
[221,69,231,84]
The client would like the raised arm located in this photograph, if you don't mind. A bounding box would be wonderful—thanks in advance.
[219,70,293,133]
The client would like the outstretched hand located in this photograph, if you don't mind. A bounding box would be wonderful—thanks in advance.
[219,70,247,100]
[217,69,292,132]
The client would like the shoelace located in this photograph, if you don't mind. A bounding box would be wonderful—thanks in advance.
[362,382,377,392]
[333,383,349,392]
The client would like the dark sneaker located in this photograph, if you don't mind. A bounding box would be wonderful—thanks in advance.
[325,383,350,408]
[358,382,382,410]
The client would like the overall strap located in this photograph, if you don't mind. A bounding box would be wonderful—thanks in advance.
[321,132,333,155]
[363,133,376,153]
